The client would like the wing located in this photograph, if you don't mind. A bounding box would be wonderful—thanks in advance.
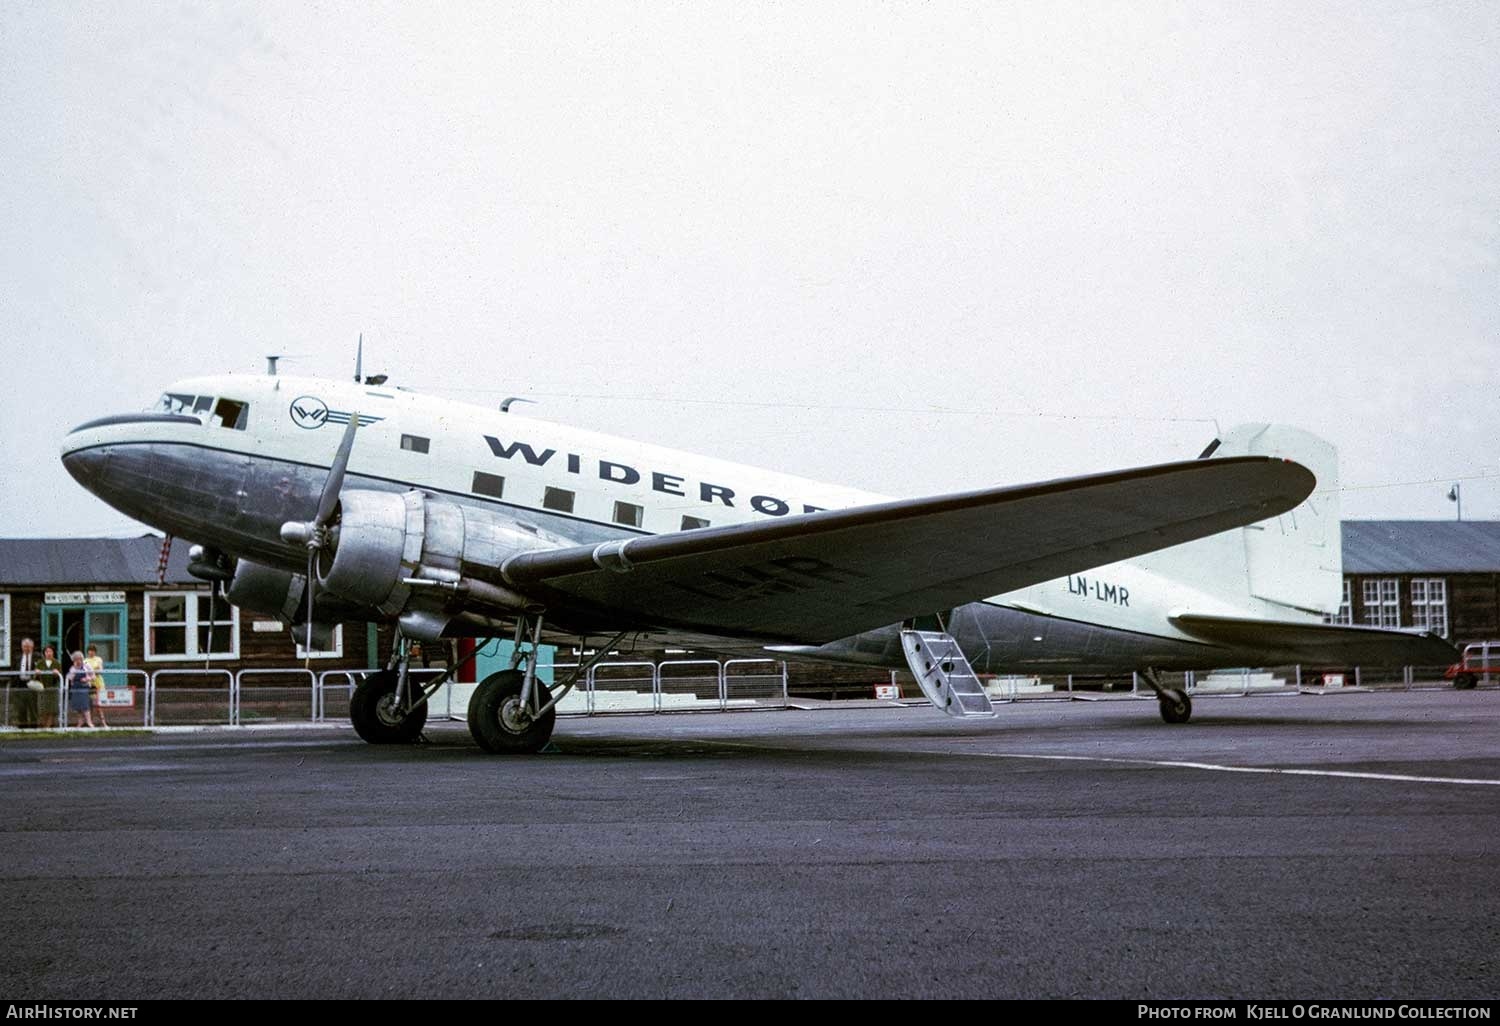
[1170,612,1458,666]
[500,456,1314,644]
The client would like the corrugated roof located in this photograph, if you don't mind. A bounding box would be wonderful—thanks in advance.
[0,535,197,586]
[1342,520,1500,574]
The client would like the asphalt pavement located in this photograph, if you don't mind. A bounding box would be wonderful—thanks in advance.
[1,689,1496,999]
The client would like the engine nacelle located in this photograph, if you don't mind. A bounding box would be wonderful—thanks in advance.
[226,559,304,623]
[225,559,353,648]
[316,489,560,634]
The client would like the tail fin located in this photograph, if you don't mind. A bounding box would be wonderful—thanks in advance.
[1135,424,1343,617]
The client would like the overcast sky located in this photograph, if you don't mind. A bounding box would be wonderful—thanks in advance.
[2,1,1496,538]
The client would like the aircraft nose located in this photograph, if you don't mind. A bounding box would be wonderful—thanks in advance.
[61,442,110,492]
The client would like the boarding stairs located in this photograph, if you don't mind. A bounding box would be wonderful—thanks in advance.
[899,630,996,718]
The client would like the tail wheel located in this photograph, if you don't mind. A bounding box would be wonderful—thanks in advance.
[1454,673,1478,690]
[350,669,428,744]
[468,669,556,754]
[1158,687,1192,724]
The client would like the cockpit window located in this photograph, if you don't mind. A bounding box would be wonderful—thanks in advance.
[156,393,197,415]
[152,393,247,429]
[212,398,249,430]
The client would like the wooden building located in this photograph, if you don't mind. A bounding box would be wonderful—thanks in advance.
[0,535,376,676]
[1334,521,1500,645]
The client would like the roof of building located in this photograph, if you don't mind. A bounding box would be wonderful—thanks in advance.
[1342,520,1500,574]
[1,522,1497,587]
[0,535,197,587]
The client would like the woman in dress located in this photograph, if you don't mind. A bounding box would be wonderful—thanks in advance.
[66,651,95,729]
[84,645,109,728]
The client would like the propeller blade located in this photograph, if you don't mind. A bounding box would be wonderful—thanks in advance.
[305,547,317,657]
[314,411,360,528]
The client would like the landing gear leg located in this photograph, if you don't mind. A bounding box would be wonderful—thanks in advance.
[467,619,630,755]
[349,631,487,744]
[351,636,428,743]
[1140,667,1193,725]
[469,613,553,754]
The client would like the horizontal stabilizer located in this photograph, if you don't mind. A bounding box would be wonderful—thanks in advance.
[499,455,1315,644]
[1171,612,1458,667]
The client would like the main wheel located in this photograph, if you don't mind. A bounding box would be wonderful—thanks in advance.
[350,669,428,744]
[1454,673,1477,690]
[468,670,556,754]
[1158,687,1192,724]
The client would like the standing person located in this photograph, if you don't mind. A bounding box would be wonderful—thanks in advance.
[35,645,64,729]
[66,651,94,729]
[13,638,39,729]
[84,645,109,728]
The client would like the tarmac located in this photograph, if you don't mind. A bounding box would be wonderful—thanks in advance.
[1,689,1497,1000]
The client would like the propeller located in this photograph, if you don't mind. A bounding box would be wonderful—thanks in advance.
[280,411,361,656]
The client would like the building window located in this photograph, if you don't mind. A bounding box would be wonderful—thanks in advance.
[1361,578,1400,629]
[681,515,710,531]
[471,471,505,499]
[1326,578,1353,626]
[613,501,643,528]
[1410,578,1448,637]
[543,487,575,513]
[144,592,240,661]
[0,593,9,666]
[295,624,344,660]
[401,434,430,454]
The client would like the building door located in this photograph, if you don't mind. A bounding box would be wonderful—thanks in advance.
[42,604,128,667]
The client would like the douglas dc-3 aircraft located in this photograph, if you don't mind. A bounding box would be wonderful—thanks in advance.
[59,370,1455,753]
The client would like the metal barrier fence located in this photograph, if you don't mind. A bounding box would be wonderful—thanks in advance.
[659,660,725,711]
[590,661,659,713]
[0,670,64,729]
[724,659,789,708]
[1,657,1484,733]
[90,669,151,728]
[235,668,317,725]
[151,668,235,726]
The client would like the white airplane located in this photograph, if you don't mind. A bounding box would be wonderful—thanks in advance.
[59,370,1454,753]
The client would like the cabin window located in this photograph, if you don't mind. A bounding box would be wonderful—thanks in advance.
[1410,578,1448,637]
[192,396,214,414]
[613,501,643,528]
[471,472,505,499]
[212,398,248,430]
[543,487,575,514]
[143,591,239,661]
[401,434,430,454]
[681,515,710,531]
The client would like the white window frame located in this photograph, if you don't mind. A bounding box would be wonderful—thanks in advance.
[1361,578,1400,629]
[0,593,10,666]
[295,624,344,660]
[143,590,241,662]
[1326,578,1353,626]
[1409,577,1449,638]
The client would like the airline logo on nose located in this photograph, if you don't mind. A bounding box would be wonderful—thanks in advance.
[290,397,329,429]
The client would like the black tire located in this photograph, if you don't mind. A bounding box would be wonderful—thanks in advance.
[468,670,556,754]
[1158,687,1192,724]
[349,669,428,744]
[1454,673,1478,691]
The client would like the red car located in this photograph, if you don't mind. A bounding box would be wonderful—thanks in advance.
[1444,642,1498,690]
